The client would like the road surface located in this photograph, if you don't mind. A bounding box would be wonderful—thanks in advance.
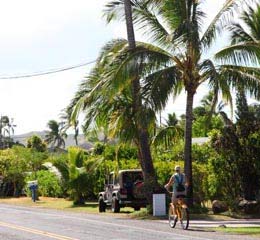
[0,204,258,240]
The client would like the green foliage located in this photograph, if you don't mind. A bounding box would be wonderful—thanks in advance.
[27,135,47,152]
[193,116,224,137]
[25,170,62,197]
[93,142,105,155]
[103,144,138,160]
[192,143,214,164]
[0,147,28,196]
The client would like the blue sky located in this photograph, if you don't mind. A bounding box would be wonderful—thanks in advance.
[0,0,241,135]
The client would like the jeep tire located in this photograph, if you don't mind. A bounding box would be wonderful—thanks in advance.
[98,196,106,212]
[111,196,120,213]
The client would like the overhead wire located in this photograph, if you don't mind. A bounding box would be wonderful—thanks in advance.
[0,60,96,79]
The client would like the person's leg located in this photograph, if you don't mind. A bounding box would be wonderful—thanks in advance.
[171,195,178,215]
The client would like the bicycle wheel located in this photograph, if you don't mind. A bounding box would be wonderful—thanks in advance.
[168,206,177,228]
[180,208,189,230]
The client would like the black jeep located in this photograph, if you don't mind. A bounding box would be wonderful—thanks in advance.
[98,169,147,213]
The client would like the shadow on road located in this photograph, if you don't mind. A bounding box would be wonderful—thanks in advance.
[187,228,215,233]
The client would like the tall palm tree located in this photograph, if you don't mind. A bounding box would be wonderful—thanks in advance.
[69,0,161,206]
[123,0,159,201]
[45,120,67,149]
[103,0,260,205]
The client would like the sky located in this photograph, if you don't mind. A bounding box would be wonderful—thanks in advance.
[0,0,245,135]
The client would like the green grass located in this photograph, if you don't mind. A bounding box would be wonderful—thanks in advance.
[214,227,260,235]
[0,197,99,213]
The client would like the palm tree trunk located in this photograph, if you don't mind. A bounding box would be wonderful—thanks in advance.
[124,0,136,49]
[184,90,194,207]
[124,0,160,207]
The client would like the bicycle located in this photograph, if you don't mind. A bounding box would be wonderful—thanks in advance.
[168,193,189,230]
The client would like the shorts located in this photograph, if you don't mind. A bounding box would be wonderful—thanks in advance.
[172,191,186,203]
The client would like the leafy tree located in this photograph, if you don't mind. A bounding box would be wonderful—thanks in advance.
[27,135,47,152]
[0,147,28,196]
[211,89,260,201]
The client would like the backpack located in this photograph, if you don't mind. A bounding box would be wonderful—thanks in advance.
[175,174,185,192]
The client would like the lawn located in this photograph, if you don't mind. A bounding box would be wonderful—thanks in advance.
[214,227,260,235]
[0,197,138,215]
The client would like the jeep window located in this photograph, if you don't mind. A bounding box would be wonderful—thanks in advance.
[123,172,143,184]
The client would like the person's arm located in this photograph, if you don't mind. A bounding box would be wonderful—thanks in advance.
[164,175,174,190]
[184,174,189,187]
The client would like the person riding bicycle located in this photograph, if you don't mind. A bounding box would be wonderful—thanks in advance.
[164,165,187,216]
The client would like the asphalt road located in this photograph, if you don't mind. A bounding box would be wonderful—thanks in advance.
[0,204,258,240]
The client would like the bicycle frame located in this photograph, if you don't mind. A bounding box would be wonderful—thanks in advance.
[168,192,189,230]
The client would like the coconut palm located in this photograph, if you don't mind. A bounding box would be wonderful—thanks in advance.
[45,120,67,149]
[216,1,260,64]
[70,39,165,206]
[103,0,260,205]
[122,0,159,201]
[152,113,183,150]
[69,1,161,206]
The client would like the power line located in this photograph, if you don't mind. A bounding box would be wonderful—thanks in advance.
[0,60,96,79]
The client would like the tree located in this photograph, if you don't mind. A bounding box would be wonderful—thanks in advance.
[103,0,260,206]
[211,89,260,201]
[216,1,260,65]
[27,135,47,152]
[152,113,183,150]
[45,120,67,149]
[122,0,160,203]
[68,1,162,207]
[0,116,16,149]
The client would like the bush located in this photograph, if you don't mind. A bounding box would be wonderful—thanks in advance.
[25,170,62,198]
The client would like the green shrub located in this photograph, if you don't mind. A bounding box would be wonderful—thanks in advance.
[25,170,62,197]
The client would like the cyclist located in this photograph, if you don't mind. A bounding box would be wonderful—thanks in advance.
[164,165,187,217]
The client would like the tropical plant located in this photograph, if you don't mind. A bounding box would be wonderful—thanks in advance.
[68,0,163,208]
[216,1,260,64]
[67,147,89,204]
[45,120,67,149]
[103,0,260,205]
[152,113,183,150]
[27,135,47,152]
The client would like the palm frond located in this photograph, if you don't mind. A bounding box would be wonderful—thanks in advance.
[152,125,183,149]
[201,0,238,50]
[229,23,255,44]
[219,64,260,100]
[142,66,182,112]
[215,42,260,65]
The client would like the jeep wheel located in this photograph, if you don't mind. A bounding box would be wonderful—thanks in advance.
[111,196,120,213]
[98,196,106,212]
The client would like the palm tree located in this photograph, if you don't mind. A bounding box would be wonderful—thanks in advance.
[61,109,79,146]
[152,113,183,150]
[216,1,260,64]
[123,0,159,202]
[45,120,67,149]
[68,0,161,206]
[103,0,260,205]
